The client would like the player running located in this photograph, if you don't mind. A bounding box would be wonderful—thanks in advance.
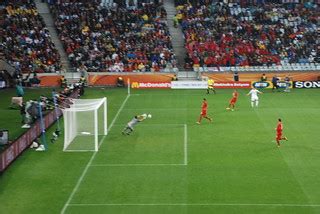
[196,98,212,124]
[122,114,148,135]
[207,78,216,94]
[247,87,263,107]
[226,90,239,111]
[275,118,288,147]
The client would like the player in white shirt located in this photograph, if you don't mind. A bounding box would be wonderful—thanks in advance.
[247,88,263,107]
[122,114,148,135]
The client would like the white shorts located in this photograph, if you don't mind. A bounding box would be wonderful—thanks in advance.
[251,96,259,101]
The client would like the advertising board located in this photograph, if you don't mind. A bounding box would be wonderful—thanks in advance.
[171,81,207,89]
[214,81,251,88]
[251,81,293,89]
[294,81,320,88]
[131,82,171,89]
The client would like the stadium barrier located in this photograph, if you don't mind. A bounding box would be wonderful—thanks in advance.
[33,72,319,87]
[0,91,79,173]
[88,73,174,86]
[202,72,320,82]
[35,72,320,87]
[196,64,320,72]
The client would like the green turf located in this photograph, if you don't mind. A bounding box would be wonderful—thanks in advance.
[1,87,320,214]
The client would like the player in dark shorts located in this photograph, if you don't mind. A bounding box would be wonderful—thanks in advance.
[122,114,147,135]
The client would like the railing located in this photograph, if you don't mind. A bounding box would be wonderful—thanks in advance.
[193,63,320,73]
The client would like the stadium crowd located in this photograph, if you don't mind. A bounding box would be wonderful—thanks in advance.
[176,1,319,68]
[0,0,61,73]
[51,0,177,72]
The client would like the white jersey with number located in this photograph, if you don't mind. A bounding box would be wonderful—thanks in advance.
[248,88,260,101]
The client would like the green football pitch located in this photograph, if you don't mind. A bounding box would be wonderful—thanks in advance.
[1,87,320,214]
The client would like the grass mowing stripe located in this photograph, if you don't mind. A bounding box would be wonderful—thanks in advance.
[253,108,311,204]
[67,203,320,207]
[60,94,130,214]
[276,107,320,203]
[184,124,188,165]
[91,124,187,167]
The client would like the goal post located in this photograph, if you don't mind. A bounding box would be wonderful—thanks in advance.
[62,97,107,152]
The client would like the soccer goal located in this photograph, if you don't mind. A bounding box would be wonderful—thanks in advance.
[62,98,107,152]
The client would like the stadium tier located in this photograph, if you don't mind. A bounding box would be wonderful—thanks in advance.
[50,1,177,72]
[0,0,61,73]
[176,2,319,68]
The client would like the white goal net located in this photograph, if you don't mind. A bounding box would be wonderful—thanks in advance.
[62,98,107,152]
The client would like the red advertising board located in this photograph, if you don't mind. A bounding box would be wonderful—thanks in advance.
[131,82,171,89]
[214,81,251,88]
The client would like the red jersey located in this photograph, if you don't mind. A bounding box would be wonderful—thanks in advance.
[276,122,283,133]
[202,101,208,111]
[230,91,239,104]
[232,91,239,99]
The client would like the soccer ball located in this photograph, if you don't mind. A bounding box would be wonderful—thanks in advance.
[147,114,152,118]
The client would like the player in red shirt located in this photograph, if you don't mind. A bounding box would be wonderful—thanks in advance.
[226,90,239,111]
[196,98,212,124]
[275,118,288,147]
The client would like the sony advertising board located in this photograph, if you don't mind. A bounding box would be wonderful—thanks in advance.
[294,81,320,88]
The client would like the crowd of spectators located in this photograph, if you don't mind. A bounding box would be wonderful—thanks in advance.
[0,0,61,73]
[176,1,319,68]
[51,0,177,72]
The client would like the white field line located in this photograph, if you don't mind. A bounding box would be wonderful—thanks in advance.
[67,203,320,207]
[130,94,206,96]
[90,163,185,167]
[122,108,195,110]
[184,124,188,165]
[60,94,130,214]
[63,150,96,152]
[112,123,185,126]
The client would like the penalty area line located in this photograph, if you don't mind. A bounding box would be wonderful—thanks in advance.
[60,94,130,214]
[112,123,186,127]
[90,163,185,167]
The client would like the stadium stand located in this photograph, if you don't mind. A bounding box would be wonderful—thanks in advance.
[176,1,319,70]
[0,0,61,73]
[50,0,177,72]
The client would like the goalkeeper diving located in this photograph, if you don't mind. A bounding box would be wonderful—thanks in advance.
[122,113,151,135]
